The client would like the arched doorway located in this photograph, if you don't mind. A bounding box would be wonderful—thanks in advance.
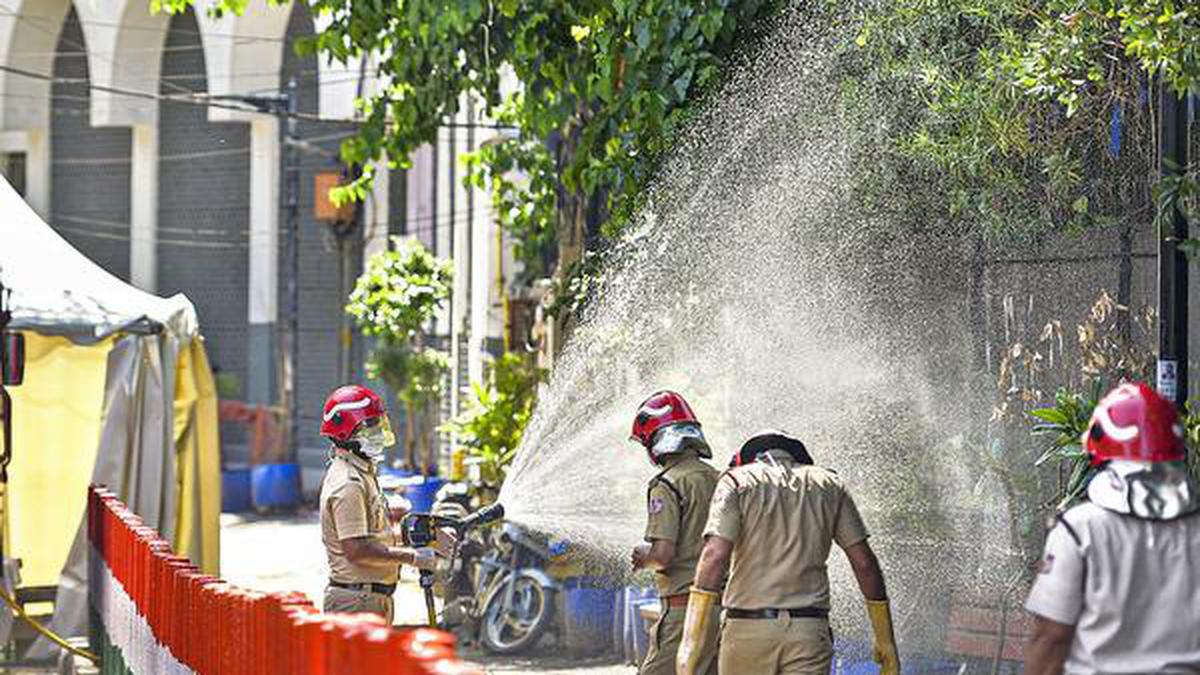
[49,7,132,279]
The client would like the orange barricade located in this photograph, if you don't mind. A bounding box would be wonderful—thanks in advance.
[86,485,482,675]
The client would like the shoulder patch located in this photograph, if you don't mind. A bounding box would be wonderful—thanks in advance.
[648,475,685,509]
[648,496,666,514]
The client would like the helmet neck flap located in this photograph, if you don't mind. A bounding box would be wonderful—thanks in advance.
[1088,460,1200,521]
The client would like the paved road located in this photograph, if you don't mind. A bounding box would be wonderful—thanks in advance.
[220,510,636,674]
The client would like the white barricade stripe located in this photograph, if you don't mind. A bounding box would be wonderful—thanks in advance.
[90,544,196,675]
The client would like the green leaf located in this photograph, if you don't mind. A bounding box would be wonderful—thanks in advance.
[571,25,592,42]
[1028,407,1069,424]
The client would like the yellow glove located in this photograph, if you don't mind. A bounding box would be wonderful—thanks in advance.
[675,587,719,675]
[866,599,900,675]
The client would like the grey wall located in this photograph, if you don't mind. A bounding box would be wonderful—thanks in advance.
[281,3,362,455]
[156,9,251,442]
[49,7,131,280]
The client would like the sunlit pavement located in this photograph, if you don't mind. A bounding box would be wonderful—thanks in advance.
[220,511,634,674]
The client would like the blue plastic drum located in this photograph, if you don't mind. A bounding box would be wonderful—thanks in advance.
[221,465,252,513]
[404,476,445,513]
[251,462,301,509]
[560,577,616,654]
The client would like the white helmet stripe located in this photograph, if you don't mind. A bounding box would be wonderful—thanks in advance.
[643,403,673,417]
[1095,404,1140,442]
[323,397,373,422]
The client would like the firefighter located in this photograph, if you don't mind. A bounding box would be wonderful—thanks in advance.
[677,430,899,675]
[1024,382,1200,673]
[630,391,722,675]
[318,384,451,623]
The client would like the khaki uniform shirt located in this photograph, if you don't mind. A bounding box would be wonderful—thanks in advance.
[705,451,868,610]
[319,450,398,585]
[1025,502,1200,673]
[644,454,720,597]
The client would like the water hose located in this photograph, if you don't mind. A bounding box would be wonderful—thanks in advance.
[0,585,99,664]
[419,569,438,627]
[410,504,505,628]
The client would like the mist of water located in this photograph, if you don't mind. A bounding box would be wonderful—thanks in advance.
[497,5,1020,652]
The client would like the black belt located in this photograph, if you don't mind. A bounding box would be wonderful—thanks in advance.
[726,607,828,619]
[329,580,396,596]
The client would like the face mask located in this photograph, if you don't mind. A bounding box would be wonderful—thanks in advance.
[355,421,394,465]
[358,440,387,464]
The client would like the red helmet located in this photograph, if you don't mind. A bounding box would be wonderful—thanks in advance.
[631,391,700,446]
[320,384,389,443]
[1084,381,1185,466]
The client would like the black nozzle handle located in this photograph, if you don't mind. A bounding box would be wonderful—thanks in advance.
[458,503,504,531]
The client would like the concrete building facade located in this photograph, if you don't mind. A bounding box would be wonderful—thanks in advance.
[0,0,516,480]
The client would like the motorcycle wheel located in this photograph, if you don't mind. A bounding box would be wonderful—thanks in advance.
[479,573,553,654]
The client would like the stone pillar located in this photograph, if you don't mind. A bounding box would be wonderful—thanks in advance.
[0,129,51,217]
[364,158,390,261]
[247,116,280,405]
[25,129,50,218]
[468,178,492,387]
[129,124,158,291]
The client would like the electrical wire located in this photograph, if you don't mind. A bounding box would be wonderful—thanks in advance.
[0,62,351,123]
[0,17,512,130]
[0,6,198,100]
[0,585,99,664]
[45,201,491,257]
[0,5,518,133]
[0,6,290,43]
[1,8,327,119]
[49,206,487,246]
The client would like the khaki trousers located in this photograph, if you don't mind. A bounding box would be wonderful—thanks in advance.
[323,585,395,625]
[639,602,720,675]
[719,615,832,675]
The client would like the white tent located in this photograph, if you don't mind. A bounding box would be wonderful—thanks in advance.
[0,176,220,654]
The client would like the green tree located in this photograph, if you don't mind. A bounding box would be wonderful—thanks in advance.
[158,0,784,322]
[849,0,1199,242]
[442,353,545,500]
[346,236,453,470]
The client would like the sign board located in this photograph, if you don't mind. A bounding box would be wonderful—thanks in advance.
[313,172,355,223]
[1157,359,1178,403]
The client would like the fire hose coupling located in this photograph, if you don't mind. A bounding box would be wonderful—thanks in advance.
[401,503,506,547]
[403,503,504,629]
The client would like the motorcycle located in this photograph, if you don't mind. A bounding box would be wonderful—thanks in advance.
[471,522,560,653]
[429,484,560,654]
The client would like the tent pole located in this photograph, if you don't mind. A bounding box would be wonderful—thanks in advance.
[0,278,12,582]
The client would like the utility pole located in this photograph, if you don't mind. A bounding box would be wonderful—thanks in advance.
[1156,85,1190,407]
[284,77,300,463]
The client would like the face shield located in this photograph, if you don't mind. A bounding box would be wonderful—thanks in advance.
[353,414,396,463]
[646,422,710,464]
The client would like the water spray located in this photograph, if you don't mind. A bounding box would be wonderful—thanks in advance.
[400,503,506,626]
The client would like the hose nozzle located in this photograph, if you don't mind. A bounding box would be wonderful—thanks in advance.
[459,503,504,531]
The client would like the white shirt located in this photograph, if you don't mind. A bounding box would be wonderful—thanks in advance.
[1025,501,1200,674]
